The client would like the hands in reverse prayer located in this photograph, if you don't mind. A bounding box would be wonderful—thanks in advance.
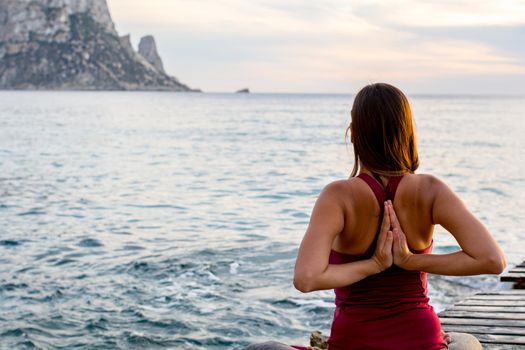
[371,200,413,272]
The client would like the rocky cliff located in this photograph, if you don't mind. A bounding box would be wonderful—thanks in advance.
[138,35,165,74]
[0,0,194,91]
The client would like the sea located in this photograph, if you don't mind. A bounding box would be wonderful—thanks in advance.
[0,92,524,349]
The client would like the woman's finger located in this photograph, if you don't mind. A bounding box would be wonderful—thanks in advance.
[392,230,398,245]
[393,229,403,251]
[377,202,391,251]
[395,228,409,253]
[380,201,391,233]
[440,329,451,344]
[384,231,393,253]
[380,202,390,239]
[387,201,401,231]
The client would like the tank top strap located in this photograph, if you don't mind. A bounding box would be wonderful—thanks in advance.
[357,173,405,204]
[385,175,404,201]
[357,172,406,256]
[357,173,386,207]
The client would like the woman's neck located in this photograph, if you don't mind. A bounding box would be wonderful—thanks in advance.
[359,166,389,189]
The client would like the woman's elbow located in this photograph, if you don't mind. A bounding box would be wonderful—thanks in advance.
[484,252,506,275]
[293,272,317,293]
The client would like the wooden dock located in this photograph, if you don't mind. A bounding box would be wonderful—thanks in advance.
[438,261,525,349]
[500,261,525,289]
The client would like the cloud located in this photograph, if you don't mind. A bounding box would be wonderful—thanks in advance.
[107,0,525,93]
[352,0,525,27]
[398,25,525,60]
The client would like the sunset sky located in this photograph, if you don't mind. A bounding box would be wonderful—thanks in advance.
[107,0,525,94]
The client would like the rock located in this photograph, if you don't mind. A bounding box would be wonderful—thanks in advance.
[5,43,24,55]
[119,34,135,54]
[236,88,250,93]
[310,331,328,349]
[0,0,195,91]
[138,35,165,74]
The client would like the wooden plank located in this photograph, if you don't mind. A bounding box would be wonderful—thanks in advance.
[457,299,525,307]
[475,290,525,295]
[499,276,525,288]
[439,310,525,320]
[501,280,525,289]
[501,276,525,281]
[468,294,525,300]
[441,324,525,336]
[473,333,525,345]
[500,277,525,285]
[482,345,525,350]
[469,292,525,297]
[507,268,525,273]
[449,305,525,313]
[500,273,525,279]
[439,317,525,327]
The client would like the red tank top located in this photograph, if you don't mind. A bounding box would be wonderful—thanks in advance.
[326,173,447,350]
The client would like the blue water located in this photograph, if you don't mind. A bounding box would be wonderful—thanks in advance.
[0,92,524,349]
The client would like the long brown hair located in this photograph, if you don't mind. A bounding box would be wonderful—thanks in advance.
[348,83,419,177]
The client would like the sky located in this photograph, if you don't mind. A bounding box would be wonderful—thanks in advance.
[107,0,525,94]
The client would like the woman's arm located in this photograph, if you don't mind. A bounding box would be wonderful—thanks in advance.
[392,176,506,275]
[294,182,394,293]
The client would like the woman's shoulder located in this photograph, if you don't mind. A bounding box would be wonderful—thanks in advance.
[321,177,364,193]
[407,173,448,187]
[318,177,372,203]
[401,173,453,200]
[316,178,364,213]
[319,179,352,197]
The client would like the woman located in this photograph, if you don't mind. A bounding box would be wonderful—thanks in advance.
[247,83,506,350]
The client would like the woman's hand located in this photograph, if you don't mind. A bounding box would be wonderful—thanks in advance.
[386,201,414,269]
[441,329,452,344]
[371,202,394,272]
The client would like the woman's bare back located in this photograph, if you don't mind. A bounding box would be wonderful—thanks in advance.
[331,173,437,255]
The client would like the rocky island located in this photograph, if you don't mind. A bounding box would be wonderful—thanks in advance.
[0,0,196,91]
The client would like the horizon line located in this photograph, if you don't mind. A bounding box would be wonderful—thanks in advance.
[0,89,523,97]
